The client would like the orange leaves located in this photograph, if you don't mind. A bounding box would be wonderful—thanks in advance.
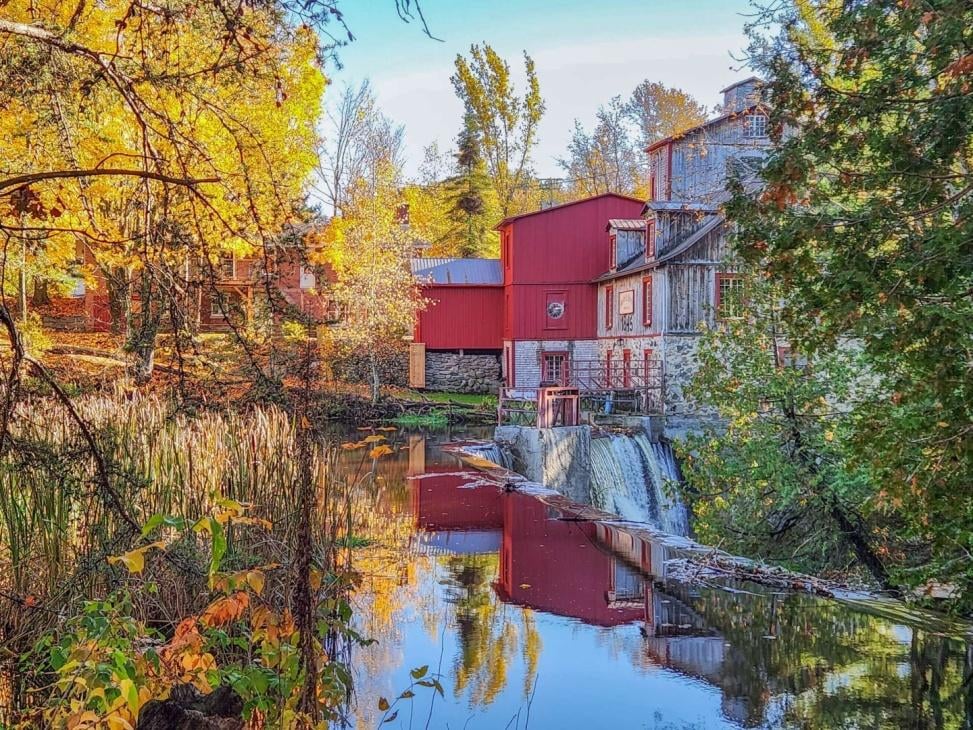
[944,54,973,80]
[200,591,250,628]
[342,433,395,459]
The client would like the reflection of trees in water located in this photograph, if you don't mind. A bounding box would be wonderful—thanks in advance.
[670,582,973,728]
[440,554,541,708]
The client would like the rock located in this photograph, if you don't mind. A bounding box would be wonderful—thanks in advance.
[137,684,244,730]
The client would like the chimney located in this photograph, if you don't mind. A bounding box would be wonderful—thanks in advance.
[720,77,762,114]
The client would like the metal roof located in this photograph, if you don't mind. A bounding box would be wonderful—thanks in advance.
[607,219,646,232]
[411,257,503,285]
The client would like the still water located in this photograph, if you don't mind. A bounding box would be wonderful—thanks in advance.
[346,431,973,729]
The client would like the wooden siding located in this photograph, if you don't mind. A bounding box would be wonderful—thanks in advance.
[598,271,658,339]
[666,265,717,332]
[499,194,645,341]
[415,285,503,350]
[666,223,728,264]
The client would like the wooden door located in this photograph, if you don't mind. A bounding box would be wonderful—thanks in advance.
[409,342,426,389]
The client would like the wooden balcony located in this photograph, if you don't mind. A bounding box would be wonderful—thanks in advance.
[498,358,664,425]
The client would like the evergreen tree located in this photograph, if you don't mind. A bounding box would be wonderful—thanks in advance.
[444,114,497,257]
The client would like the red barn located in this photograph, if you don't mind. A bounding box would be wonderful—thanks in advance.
[409,193,644,393]
[496,193,644,388]
[409,258,504,393]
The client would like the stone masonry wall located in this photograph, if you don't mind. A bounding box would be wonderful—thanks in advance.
[662,334,706,416]
[426,352,502,394]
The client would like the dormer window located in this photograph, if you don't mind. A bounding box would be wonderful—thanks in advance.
[743,113,768,139]
[611,227,645,270]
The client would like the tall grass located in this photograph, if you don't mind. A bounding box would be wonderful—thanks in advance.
[0,391,342,606]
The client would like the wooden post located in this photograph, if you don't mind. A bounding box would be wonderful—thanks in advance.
[408,342,426,389]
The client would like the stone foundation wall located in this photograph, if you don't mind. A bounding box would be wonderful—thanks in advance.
[494,425,593,505]
[662,334,709,416]
[426,352,501,394]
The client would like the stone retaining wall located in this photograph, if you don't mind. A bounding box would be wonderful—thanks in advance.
[426,352,501,394]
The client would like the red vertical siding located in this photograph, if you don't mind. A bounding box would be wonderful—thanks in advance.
[498,194,645,341]
[415,285,503,350]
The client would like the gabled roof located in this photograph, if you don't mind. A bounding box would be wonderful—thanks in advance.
[410,257,502,285]
[495,192,645,229]
[606,218,647,232]
[594,215,724,283]
[645,102,768,153]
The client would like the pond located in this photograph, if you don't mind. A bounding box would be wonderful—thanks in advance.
[346,429,973,729]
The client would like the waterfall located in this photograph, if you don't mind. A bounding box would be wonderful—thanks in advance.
[462,442,512,470]
[590,433,688,536]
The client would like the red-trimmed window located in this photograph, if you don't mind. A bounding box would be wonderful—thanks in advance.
[643,348,655,381]
[542,351,568,385]
[609,234,617,271]
[642,276,653,327]
[605,286,614,330]
[646,221,655,259]
[716,273,745,320]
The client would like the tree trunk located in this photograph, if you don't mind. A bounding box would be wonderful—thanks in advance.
[106,267,131,337]
[369,351,380,404]
[31,279,51,307]
[131,340,155,384]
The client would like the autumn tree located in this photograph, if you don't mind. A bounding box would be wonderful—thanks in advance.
[729,0,973,606]
[0,0,329,385]
[318,164,425,403]
[451,43,545,218]
[316,79,406,217]
[559,96,646,198]
[624,80,707,148]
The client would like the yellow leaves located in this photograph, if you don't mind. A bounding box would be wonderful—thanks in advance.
[200,591,250,628]
[213,568,267,595]
[824,430,835,442]
[369,445,394,459]
[362,434,386,443]
[107,541,166,574]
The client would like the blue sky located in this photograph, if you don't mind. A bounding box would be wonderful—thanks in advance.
[326,0,756,177]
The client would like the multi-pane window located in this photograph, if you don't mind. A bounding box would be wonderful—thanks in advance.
[542,353,567,385]
[218,254,236,280]
[717,274,745,320]
[743,113,768,139]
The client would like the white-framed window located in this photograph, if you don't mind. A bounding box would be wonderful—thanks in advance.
[210,293,229,319]
[743,113,768,139]
[218,255,235,280]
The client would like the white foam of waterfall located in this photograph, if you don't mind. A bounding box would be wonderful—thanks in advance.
[462,442,512,470]
[590,433,688,536]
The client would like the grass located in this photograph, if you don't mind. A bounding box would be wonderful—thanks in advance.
[390,411,449,428]
[399,390,497,408]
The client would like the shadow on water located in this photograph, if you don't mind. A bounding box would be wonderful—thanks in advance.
[349,432,973,730]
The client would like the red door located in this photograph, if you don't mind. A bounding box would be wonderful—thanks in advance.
[622,349,632,388]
